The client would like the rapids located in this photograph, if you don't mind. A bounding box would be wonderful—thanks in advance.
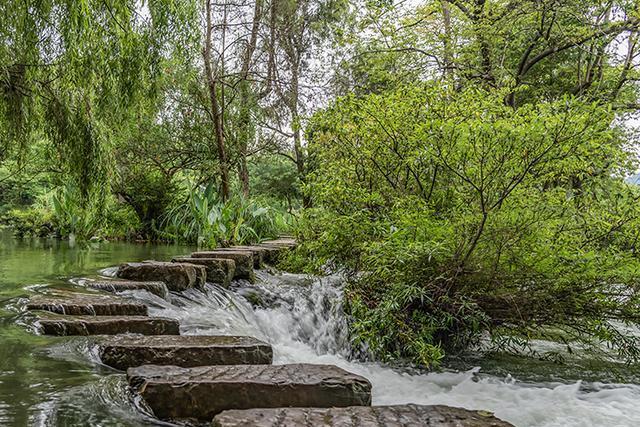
[116,271,640,427]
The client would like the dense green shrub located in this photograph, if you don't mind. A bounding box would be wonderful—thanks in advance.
[297,83,640,367]
[2,207,55,238]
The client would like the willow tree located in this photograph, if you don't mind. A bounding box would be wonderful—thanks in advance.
[0,0,197,200]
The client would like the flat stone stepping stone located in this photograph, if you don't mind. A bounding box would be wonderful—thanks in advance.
[190,251,255,282]
[172,257,236,288]
[221,245,287,267]
[27,293,148,316]
[35,313,180,336]
[212,404,515,426]
[127,363,371,421]
[86,280,169,299]
[235,245,282,264]
[117,261,206,291]
[260,238,296,248]
[99,335,272,370]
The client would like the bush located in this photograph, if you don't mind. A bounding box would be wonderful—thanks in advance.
[2,207,55,238]
[296,83,640,367]
[161,182,291,247]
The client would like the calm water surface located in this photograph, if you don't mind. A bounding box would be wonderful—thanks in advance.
[0,230,193,425]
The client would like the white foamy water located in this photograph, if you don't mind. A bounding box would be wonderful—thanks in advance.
[128,271,640,427]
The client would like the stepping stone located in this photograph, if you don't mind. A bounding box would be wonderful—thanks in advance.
[190,251,254,282]
[26,293,148,316]
[212,404,515,427]
[99,335,272,370]
[127,363,371,421]
[238,245,282,264]
[35,313,180,336]
[86,280,169,299]
[251,245,289,263]
[210,247,264,268]
[261,238,296,248]
[172,257,236,288]
[117,261,207,291]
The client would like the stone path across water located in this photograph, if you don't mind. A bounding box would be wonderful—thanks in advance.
[27,292,148,316]
[117,261,207,291]
[36,313,180,336]
[212,405,514,427]
[20,238,513,426]
[171,256,236,287]
[127,363,372,421]
[190,250,256,282]
[85,280,169,299]
[98,335,273,370]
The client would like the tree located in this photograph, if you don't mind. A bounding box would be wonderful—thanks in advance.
[264,0,350,208]
[0,0,197,200]
[304,83,640,366]
[337,0,640,109]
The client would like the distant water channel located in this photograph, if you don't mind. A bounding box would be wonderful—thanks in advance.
[1,229,640,426]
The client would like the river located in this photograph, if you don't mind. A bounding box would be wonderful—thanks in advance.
[0,230,639,426]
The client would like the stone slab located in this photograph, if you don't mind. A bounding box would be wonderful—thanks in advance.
[222,247,267,268]
[86,280,169,299]
[35,313,180,336]
[99,335,272,370]
[27,293,148,316]
[190,251,254,282]
[244,245,283,264]
[172,257,236,288]
[212,405,514,427]
[260,238,296,248]
[117,261,206,291]
[127,363,371,421]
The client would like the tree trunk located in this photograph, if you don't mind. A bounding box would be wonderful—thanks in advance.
[236,0,264,197]
[289,64,311,208]
[203,0,230,201]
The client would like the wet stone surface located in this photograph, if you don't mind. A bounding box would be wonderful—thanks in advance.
[127,363,372,421]
[212,405,515,427]
[213,246,266,268]
[86,280,169,299]
[99,335,273,370]
[35,313,180,336]
[190,251,255,282]
[26,293,148,316]
[172,257,236,288]
[116,261,206,291]
[260,238,297,248]
[244,245,282,264]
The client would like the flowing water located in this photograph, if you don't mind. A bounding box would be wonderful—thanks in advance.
[1,230,640,426]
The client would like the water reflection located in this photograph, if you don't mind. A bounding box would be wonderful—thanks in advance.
[0,230,193,426]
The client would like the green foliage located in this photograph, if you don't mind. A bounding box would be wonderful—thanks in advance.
[0,0,199,205]
[50,185,103,239]
[161,183,289,247]
[299,82,640,367]
[249,155,302,210]
[1,207,54,238]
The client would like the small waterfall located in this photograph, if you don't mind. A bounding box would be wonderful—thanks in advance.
[137,271,355,360]
[121,270,640,427]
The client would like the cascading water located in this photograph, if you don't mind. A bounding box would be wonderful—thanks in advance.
[106,270,640,427]
[3,233,639,426]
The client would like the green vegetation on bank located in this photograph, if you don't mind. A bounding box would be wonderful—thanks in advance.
[3,0,640,369]
[292,85,640,366]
